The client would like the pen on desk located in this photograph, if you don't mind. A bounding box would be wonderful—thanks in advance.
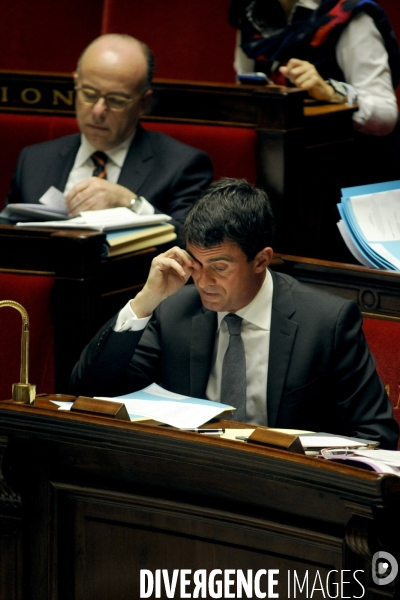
[181,428,225,435]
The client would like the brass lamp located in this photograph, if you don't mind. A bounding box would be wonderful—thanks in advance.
[0,300,36,404]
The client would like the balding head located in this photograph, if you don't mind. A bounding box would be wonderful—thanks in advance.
[77,34,155,93]
[74,34,154,150]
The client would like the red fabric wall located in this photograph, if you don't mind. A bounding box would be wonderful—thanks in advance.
[0,0,236,83]
[0,1,399,87]
[102,0,236,82]
[0,1,103,73]
[0,274,55,399]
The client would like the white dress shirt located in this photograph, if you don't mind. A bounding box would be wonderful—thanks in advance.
[63,133,154,214]
[114,269,274,425]
[234,0,399,136]
[206,269,273,425]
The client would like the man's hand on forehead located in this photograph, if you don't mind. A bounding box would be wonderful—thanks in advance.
[130,246,196,318]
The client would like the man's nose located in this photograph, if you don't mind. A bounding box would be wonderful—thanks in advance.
[91,98,108,119]
[196,268,214,288]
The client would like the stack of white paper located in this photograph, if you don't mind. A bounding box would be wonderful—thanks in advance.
[1,186,171,231]
[16,208,171,231]
[337,180,400,271]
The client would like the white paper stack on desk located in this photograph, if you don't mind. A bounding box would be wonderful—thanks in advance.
[321,447,400,474]
[337,180,400,271]
[0,186,176,255]
[1,185,173,232]
[14,207,172,232]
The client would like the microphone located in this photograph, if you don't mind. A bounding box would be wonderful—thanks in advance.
[0,300,36,404]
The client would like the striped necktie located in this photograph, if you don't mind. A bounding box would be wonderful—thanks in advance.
[91,151,108,179]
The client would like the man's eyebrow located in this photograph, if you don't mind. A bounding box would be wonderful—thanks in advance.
[208,256,233,263]
[80,84,131,97]
[185,249,233,263]
[185,249,198,261]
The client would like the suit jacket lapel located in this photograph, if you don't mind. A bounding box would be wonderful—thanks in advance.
[267,271,298,427]
[185,271,299,415]
[56,135,81,192]
[190,309,217,398]
[117,125,154,193]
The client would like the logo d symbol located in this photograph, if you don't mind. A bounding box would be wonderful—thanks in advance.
[372,551,398,586]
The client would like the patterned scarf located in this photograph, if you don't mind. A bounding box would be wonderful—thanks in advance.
[240,0,400,86]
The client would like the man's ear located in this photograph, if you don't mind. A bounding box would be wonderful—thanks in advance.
[253,247,274,272]
[140,89,153,115]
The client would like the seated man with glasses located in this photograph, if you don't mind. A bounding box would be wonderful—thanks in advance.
[5,34,213,235]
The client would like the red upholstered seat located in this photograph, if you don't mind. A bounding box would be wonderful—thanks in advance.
[142,122,258,183]
[0,272,55,399]
[0,114,257,210]
[362,317,400,443]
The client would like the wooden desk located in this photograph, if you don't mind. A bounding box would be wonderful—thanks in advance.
[0,396,398,600]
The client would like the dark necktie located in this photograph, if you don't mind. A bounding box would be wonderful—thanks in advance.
[91,151,108,179]
[220,313,247,422]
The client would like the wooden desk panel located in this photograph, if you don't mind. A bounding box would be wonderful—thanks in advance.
[0,398,398,599]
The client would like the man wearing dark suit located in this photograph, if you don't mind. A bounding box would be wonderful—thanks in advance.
[70,178,398,449]
[5,34,213,234]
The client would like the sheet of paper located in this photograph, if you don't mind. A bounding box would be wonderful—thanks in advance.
[119,399,226,428]
[52,401,73,410]
[17,208,171,231]
[369,242,400,270]
[299,435,377,449]
[273,428,313,434]
[221,428,255,441]
[39,186,67,212]
[350,189,400,242]
[80,207,170,227]
[350,449,400,465]
[337,195,400,271]
[337,219,376,268]
[342,179,400,199]
[94,383,233,428]
[49,384,232,428]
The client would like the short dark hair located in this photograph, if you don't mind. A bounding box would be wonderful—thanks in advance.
[139,41,156,92]
[181,178,275,261]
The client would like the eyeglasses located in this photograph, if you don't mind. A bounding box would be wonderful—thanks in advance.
[75,86,135,111]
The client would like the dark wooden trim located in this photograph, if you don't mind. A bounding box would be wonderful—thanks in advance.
[0,70,306,127]
[272,254,400,318]
[0,399,398,599]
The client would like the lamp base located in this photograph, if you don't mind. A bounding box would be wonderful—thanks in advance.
[12,383,36,405]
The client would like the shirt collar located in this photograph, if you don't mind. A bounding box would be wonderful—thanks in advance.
[74,131,135,169]
[296,0,320,9]
[216,269,273,331]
